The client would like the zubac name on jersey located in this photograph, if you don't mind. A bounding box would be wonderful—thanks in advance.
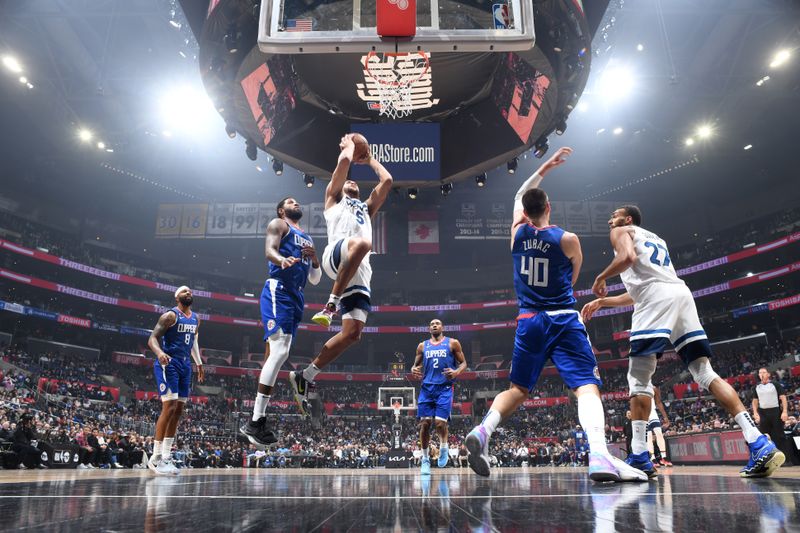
[268,225,314,291]
[423,338,455,385]
[162,308,198,361]
[512,225,576,310]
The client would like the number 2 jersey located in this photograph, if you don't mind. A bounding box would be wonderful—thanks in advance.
[512,224,576,311]
[618,225,685,304]
[422,337,456,386]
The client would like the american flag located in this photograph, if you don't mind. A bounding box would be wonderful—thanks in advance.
[285,18,313,32]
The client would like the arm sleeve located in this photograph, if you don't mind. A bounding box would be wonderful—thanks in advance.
[307,265,322,285]
[191,337,203,366]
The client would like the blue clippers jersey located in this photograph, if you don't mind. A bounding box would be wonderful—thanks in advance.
[268,225,314,292]
[422,337,456,385]
[512,224,576,310]
[162,307,198,360]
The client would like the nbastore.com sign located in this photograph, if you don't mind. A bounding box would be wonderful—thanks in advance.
[351,123,440,181]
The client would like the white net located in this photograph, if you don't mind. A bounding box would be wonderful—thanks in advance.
[364,52,430,119]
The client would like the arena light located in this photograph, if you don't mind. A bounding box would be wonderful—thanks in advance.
[440,183,453,196]
[2,55,23,74]
[596,65,635,101]
[97,141,106,150]
[555,120,567,136]
[636,43,644,52]
[245,138,258,161]
[78,128,93,142]
[475,173,487,187]
[224,26,241,53]
[696,124,713,138]
[685,137,695,146]
[18,76,27,84]
[303,174,315,188]
[533,139,549,158]
[255,165,263,172]
[577,101,589,112]
[272,158,284,175]
[225,123,237,138]
[407,187,418,199]
[756,75,770,87]
[769,49,791,68]
[743,144,753,150]
[507,158,518,174]
[159,85,219,135]
[612,127,623,135]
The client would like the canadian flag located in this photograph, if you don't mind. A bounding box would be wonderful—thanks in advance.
[408,211,439,254]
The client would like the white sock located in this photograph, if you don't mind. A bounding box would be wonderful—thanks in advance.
[152,441,162,462]
[480,409,502,437]
[577,393,609,455]
[162,437,174,458]
[303,363,321,382]
[734,411,762,444]
[631,421,648,455]
[326,294,340,307]
[422,447,429,458]
[252,393,270,422]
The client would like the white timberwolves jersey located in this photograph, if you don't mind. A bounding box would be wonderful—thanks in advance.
[619,226,685,303]
[325,196,372,243]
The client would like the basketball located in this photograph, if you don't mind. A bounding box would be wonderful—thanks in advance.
[352,133,370,162]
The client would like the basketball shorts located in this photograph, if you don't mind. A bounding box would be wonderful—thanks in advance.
[153,356,192,402]
[510,309,602,391]
[321,237,372,323]
[629,283,711,364]
[417,383,454,421]
[260,278,303,339]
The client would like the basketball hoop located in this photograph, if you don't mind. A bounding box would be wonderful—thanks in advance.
[364,51,430,119]
[392,401,402,421]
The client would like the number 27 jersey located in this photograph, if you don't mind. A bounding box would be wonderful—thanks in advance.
[619,225,685,303]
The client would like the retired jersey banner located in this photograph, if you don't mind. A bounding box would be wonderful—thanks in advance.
[351,123,440,181]
[408,211,439,254]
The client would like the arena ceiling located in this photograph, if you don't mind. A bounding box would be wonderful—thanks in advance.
[0,0,798,218]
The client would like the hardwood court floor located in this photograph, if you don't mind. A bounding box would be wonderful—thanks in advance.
[0,465,798,531]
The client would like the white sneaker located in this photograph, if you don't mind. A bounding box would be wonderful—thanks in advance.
[609,455,648,482]
[147,457,161,474]
[154,460,176,476]
[161,457,180,475]
[77,464,88,470]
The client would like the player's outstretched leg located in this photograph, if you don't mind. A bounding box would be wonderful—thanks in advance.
[624,356,658,478]
[312,238,371,328]
[419,418,432,476]
[240,333,291,447]
[466,384,527,477]
[435,419,450,469]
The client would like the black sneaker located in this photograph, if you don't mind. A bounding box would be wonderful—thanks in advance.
[289,371,312,416]
[239,417,277,449]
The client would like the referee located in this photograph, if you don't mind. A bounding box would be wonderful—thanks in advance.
[752,367,791,464]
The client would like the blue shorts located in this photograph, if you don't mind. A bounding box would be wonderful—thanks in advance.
[260,278,304,339]
[510,310,601,391]
[154,357,192,401]
[417,383,453,421]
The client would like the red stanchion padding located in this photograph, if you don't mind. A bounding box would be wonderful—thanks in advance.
[377,0,416,37]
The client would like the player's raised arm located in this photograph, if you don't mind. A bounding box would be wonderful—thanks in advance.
[325,134,356,209]
[560,231,583,287]
[443,339,468,379]
[148,311,177,365]
[265,218,297,270]
[365,157,393,217]
[511,147,573,236]
[411,342,424,378]
[591,226,636,297]
[191,320,204,383]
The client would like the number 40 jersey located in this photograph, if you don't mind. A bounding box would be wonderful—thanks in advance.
[619,226,685,303]
[512,224,576,311]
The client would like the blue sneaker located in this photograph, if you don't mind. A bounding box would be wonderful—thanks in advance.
[465,426,491,477]
[421,456,431,476]
[438,446,449,468]
[740,435,786,478]
[624,451,657,479]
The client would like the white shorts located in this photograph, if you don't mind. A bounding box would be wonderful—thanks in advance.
[321,237,372,323]
[629,283,710,362]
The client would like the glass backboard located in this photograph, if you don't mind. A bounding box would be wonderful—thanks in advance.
[258,0,534,53]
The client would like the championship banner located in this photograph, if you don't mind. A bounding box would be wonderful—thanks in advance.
[351,123,440,181]
[563,201,591,234]
[454,202,484,240]
[589,201,616,235]
[408,211,439,254]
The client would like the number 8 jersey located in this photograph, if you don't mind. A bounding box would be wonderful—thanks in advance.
[162,307,198,361]
[619,226,685,303]
[512,224,576,311]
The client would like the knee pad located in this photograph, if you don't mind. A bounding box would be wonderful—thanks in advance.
[627,355,657,397]
[259,332,293,386]
[688,357,719,391]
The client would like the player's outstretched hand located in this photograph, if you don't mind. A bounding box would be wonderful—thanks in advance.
[411,365,423,379]
[338,134,355,163]
[280,256,300,269]
[591,276,608,298]
[544,146,573,170]
[580,299,602,322]
[197,365,205,383]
